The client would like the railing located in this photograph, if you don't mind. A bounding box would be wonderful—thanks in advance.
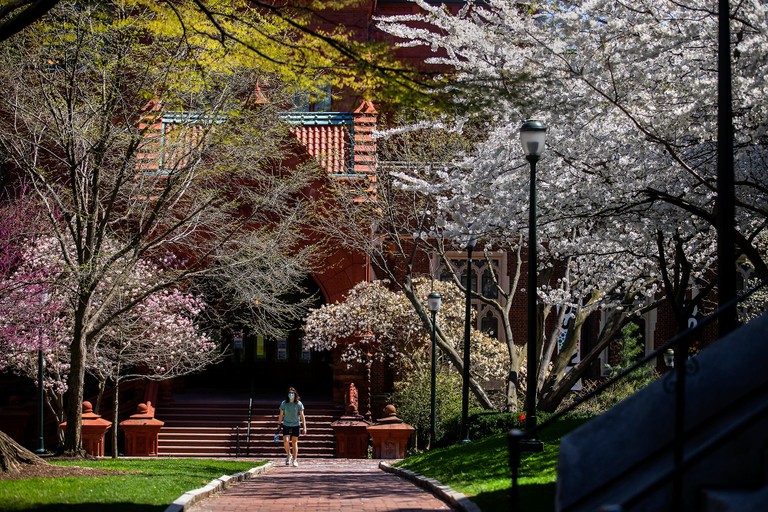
[508,281,767,511]
[235,397,254,458]
[246,397,253,457]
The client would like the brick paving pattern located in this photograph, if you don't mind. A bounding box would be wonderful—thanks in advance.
[187,458,454,511]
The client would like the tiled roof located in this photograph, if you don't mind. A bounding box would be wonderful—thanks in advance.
[285,101,378,177]
[291,123,351,175]
[134,100,379,200]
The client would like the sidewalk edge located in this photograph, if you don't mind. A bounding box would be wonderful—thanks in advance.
[163,461,273,512]
[379,461,482,512]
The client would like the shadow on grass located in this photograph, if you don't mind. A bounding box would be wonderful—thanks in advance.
[472,482,555,512]
[0,504,167,512]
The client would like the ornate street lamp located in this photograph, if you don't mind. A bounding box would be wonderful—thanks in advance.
[520,119,546,452]
[460,234,477,443]
[427,291,442,450]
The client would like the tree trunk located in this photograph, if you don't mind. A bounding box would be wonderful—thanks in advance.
[111,380,120,459]
[63,299,88,456]
[538,310,629,412]
[505,370,520,412]
[0,431,47,474]
[94,379,106,415]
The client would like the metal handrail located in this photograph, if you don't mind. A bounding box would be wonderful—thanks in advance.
[246,397,253,457]
[622,380,768,510]
[558,365,768,511]
[508,279,768,511]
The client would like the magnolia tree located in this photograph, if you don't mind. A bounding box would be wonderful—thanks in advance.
[303,279,509,405]
[0,287,71,440]
[91,285,219,457]
[375,0,768,410]
[0,234,219,448]
[0,234,72,439]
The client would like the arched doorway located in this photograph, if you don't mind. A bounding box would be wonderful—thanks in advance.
[184,275,332,400]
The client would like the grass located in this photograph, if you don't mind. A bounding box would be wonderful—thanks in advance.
[394,416,591,512]
[0,458,266,512]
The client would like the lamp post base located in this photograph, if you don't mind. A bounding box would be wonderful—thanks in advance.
[518,438,544,452]
[34,448,46,455]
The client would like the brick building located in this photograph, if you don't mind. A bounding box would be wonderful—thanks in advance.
[0,1,710,455]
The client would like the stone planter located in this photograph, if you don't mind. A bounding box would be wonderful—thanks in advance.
[331,415,370,458]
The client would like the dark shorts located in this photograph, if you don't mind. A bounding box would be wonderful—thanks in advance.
[282,425,300,437]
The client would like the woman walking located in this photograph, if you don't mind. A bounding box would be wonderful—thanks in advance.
[277,386,306,466]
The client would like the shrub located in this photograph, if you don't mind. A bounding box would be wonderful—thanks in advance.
[437,410,527,446]
[390,369,464,450]
[563,321,658,416]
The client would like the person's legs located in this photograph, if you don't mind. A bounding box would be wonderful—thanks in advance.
[283,434,293,464]
[291,436,299,466]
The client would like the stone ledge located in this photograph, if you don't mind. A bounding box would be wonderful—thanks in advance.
[163,462,272,512]
[379,461,482,512]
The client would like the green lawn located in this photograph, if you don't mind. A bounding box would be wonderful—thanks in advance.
[394,417,590,512]
[0,458,266,512]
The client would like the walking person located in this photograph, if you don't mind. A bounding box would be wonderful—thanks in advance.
[277,386,306,467]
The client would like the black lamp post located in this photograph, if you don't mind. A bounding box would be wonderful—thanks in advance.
[34,292,49,455]
[460,234,477,443]
[520,119,546,452]
[427,291,442,450]
[34,349,45,455]
[717,0,737,337]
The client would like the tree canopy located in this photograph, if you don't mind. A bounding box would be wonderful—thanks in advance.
[374,0,768,410]
[0,0,326,453]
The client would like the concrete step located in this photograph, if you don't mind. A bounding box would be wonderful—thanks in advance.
[159,426,335,434]
[155,397,339,458]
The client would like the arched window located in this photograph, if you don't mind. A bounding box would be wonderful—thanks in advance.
[435,252,508,342]
[480,309,499,339]
[481,266,498,298]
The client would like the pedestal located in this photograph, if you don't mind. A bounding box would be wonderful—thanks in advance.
[331,415,370,458]
[120,402,164,456]
[366,405,414,459]
[60,401,111,457]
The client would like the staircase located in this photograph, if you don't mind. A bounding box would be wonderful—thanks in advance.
[556,313,768,512]
[155,396,340,458]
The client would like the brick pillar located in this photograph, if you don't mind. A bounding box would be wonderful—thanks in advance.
[352,100,378,200]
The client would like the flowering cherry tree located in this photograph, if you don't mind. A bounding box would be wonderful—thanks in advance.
[303,278,509,404]
[90,284,219,457]
[375,0,768,410]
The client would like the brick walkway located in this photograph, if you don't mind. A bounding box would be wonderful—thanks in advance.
[187,459,454,511]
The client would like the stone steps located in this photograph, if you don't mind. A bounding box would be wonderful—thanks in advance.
[155,397,341,458]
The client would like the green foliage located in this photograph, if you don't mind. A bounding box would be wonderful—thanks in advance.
[439,410,528,446]
[604,322,647,379]
[395,415,593,512]
[0,458,265,511]
[566,321,658,416]
[391,368,463,450]
[130,0,429,106]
